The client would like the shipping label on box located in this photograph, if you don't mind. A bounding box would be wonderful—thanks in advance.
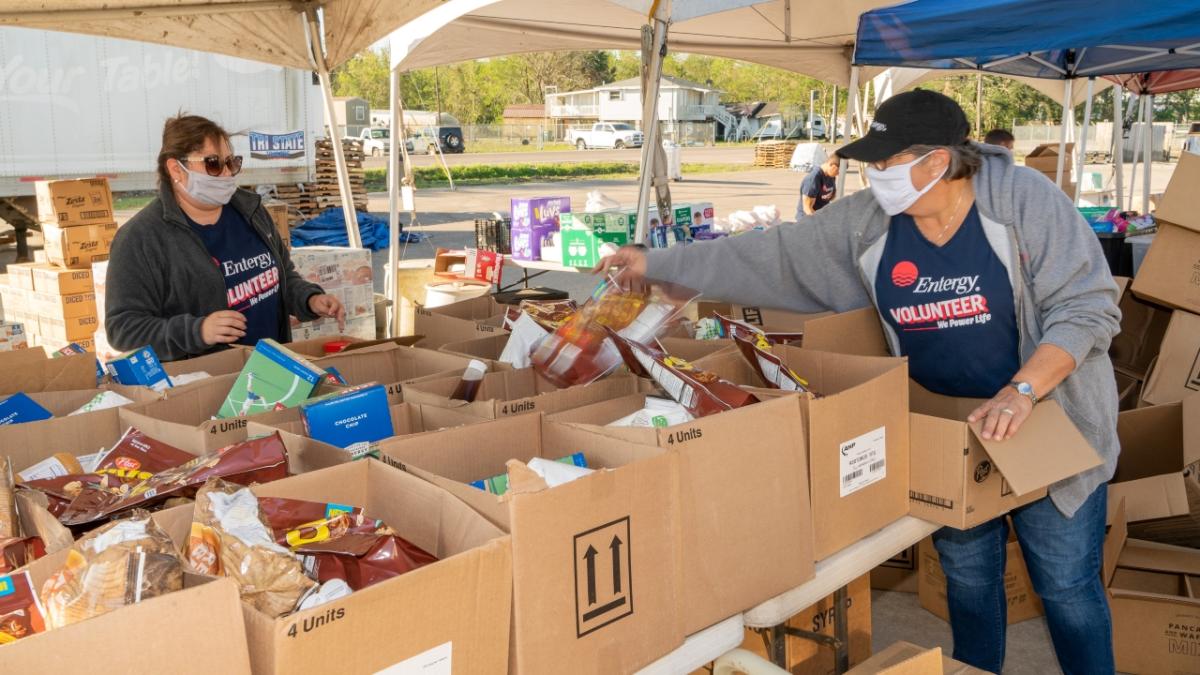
[30,263,94,296]
[35,178,114,226]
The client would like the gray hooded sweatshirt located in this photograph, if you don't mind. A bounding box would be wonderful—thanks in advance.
[645,143,1121,518]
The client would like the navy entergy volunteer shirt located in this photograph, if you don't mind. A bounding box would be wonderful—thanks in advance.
[875,204,1020,398]
[187,206,283,345]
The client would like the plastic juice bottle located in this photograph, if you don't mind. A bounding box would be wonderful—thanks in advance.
[450,360,489,402]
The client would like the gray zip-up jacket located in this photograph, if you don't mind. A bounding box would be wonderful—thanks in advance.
[106,185,322,361]
[646,143,1121,517]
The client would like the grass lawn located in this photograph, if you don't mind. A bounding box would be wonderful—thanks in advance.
[464,140,574,154]
[364,161,754,190]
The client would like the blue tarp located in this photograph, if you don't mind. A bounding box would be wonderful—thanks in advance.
[290,209,423,250]
[854,0,1200,77]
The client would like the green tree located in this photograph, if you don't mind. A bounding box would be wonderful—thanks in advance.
[331,49,391,108]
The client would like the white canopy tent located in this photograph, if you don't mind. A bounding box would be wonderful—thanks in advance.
[0,0,447,248]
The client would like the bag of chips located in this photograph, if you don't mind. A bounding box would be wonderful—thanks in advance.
[0,570,45,644]
[714,313,805,346]
[731,332,813,393]
[606,330,758,417]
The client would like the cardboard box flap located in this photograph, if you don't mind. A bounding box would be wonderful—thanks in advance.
[1,352,96,396]
[845,641,943,674]
[802,307,892,357]
[1104,497,1128,586]
[1183,394,1200,466]
[970,400,1102,496]
[909,383,988,421]
[1111,401,1193,522]
[1118,537,1200,578]
[1153,150,1200,233]
[1113,276,1132,297]
[505,458,551,494]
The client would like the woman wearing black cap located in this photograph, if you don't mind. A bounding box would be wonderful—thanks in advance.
[601,90,1121,674]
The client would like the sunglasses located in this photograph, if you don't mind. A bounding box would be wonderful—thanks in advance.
[180,154,243,177]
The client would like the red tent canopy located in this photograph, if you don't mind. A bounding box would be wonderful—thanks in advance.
[1106,70,1200,94]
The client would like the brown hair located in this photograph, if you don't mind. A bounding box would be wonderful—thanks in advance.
[156,114,232,187]
[906,142,983,180]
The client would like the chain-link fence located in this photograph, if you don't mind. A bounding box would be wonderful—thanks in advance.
[456,121,717,151]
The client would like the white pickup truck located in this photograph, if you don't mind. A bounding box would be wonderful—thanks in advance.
[567,123,644,150]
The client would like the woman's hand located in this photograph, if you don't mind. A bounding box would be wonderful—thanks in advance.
[968,386,1034,441]
[201,310,246,345]
[308,293,346,331]
[594,246,647,282]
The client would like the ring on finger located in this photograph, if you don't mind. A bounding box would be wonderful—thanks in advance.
[1000,408,1015,416]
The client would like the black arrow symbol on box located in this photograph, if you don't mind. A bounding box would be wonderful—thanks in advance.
[610,535,623,594]
[584,545,597,605]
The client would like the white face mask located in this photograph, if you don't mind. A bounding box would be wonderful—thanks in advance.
[865,151,946,216]
[175,162,237,207]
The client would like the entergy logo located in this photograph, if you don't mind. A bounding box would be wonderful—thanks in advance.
[891,261,918,287]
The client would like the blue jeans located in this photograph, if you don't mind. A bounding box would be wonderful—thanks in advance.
[931,486,1113,674]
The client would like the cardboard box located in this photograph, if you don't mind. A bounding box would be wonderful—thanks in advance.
[28,289,96,319]
[0,352,96,397]
[548,393,815,632]
[1114,367,1142,412]
[919,535,1044,625]
[2,510,252,674]
[38,313,101,342]
[560,211,631,268]
[657,336,737,363]
[162,347,251,380]
[281,334,366,358]
[105,345,172,392]
[1131,151,1200,314]
[230,460,513,675]
[300,384,393,451]
[1110,277,1173,378]
[872,545,919,593]
[693,346,910,560]
[41,222,117,269]
[439,333,516,369]
[734,574,872,675]
[803,307,893,357]
[311,343,475,402]
[265,201,289,248]
[846,641,988,674]
[414,294,507,349]
[1105,501,1200,675]
[1111,398,1200,547]
[1023,143,1074,174]
[4,262,37,290]
[34,177,114,226]
[510,196,569,261]
[464,248,502,283]
[29,264,94,296]
[696,300,832,335]
[0,321,28,352]
[289,246,376,341]
[1142,310,1200,405]
[378,415,684,674]
[907,384,1102,529]
[402,367,643,419]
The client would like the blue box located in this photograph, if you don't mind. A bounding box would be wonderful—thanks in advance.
[0,392,53,426]
[105,346,173,392]
[301,384,393,457]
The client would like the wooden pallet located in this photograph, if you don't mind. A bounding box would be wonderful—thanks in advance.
[753,141,799,169]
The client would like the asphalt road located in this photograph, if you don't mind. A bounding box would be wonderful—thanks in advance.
[363,145,756,169]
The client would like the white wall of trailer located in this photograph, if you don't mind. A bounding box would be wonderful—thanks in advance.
[0,27,324,196]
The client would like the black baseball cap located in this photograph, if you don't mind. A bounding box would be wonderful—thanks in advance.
[838,89,970,163]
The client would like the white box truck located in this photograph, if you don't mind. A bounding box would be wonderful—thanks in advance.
[0,27,324,258]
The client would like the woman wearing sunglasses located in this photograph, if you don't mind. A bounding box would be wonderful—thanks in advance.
[106,114,344,360]
[600,90,1121,674]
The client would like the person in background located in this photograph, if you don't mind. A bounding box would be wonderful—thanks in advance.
[106,114,344,361]
[796,151,842,219]
[601,90,1120,675]
[984,128,1015,150]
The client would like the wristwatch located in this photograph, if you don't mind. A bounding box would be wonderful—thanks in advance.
[1009,381,1039,406]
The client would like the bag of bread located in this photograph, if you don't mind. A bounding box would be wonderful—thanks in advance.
[187,480,315,618]
[39,510,183,630]
[0,570,46,644]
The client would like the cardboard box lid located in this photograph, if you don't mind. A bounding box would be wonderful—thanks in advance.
[846,641,988,674]
[0,352,96,396]
[1152,150,1200,233]
[802,307,892,357]
[1027,143,1075,158]
[1111,400,1195,522]
[1142,310,1200,405]
[910,384,1102,496]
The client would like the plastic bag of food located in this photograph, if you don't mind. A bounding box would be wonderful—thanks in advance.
[503,299,578,332]
[499,313,550,369]
[607,397,694,428]
[0,570,46,643]
[39,510,183,630]
[607,331,758,417]
[532,274,694,388]
[714,313,804,345]
[187,481,314,618]
[732,333,813,393]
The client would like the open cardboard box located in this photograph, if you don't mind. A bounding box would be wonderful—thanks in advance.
[1023,142,1074,173]
[694,301,831,333]
[908,383,1103,529]
[401,367,643,419]
[377,414,684,674]
[1110,276,1173,379]
[414,295,508,349]
[0,506,252,673]
[656,336,737,362]
[1131,151,1200,314]
[693,345,910,560]
[845,641,988,674]
[119,373,340,451]
[547,393,815,633]
[1110,397,1200,544]
[1105,499,1200,675]
[162,347,250,382]
[0,351,96,396]
[310,342,478,402]
[1142,309,1200,405]
[801,306,893,357]
[199,459,513,675]
[439,333,515,369]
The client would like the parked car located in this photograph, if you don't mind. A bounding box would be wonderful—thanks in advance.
[359,127,390,156]
[752,116,829,142]
[567,123,644,150]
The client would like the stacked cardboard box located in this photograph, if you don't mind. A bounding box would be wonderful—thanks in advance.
[35,178,117,270]
[289,246,375,340]
[1023,143,1076,194]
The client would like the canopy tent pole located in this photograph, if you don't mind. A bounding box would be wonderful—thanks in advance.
[633,18,670,245]
[306,10,362,249]
[1128,94,1145,211]
[837,66,860,197]
[830,85,839,144]
[1113,84,1124,207]
[387,68,401,337]
[1073,77,1095,204]
[1054,78,1073,187]
[1143,94,1153,214]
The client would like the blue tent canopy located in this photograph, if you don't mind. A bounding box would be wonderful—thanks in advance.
[854,0,1200,77]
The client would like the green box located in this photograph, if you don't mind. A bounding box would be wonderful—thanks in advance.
[561,227,628,267]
